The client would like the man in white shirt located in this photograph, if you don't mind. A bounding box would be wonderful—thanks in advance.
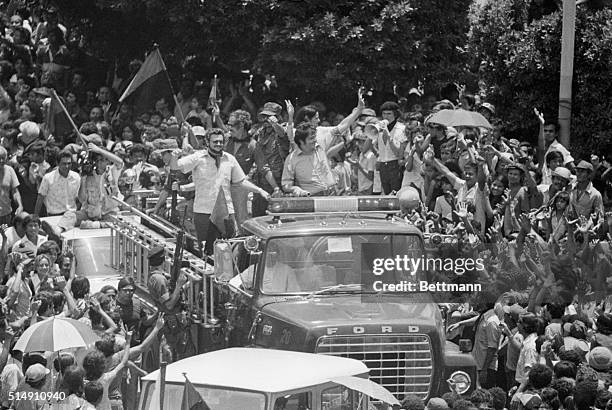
[371,101,407,194]
[35,150,81,216]
[170,129,269,254]
[535,109,574,184]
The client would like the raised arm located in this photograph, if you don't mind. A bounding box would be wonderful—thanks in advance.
[106,331,132,383]
[129,314,165,359]
[432,158,462,187]
[335,89,365,136]
[534,108,546,167]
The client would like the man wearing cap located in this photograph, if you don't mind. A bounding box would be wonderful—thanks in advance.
[147,271,194,362]
[372,101,407,194]
[34,149,80,217]
[250,102,290,217]
[13,363,51,409]
[535,166,572,207]
[570,160,603,220]
[127,143,160,190]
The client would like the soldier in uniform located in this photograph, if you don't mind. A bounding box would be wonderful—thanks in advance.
[147,271,195,362]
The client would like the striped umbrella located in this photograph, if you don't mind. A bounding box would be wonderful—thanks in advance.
[14,316,100,353]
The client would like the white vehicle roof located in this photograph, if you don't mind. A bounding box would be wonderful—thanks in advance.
[142,348,369,393]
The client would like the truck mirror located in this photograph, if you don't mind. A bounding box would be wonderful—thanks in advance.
[213,241,234,282]
[459,339,473,353]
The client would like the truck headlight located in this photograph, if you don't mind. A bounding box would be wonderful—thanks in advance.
[448,371,471,395]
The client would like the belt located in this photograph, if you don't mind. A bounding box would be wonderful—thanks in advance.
[311,187,335,196]
[378,160,398,165]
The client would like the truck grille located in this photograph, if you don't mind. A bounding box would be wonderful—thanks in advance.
[316,334,433,400]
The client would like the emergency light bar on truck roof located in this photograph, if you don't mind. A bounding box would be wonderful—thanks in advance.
[267,196,400,215]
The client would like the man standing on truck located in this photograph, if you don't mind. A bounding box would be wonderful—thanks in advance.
[169,128,270,254]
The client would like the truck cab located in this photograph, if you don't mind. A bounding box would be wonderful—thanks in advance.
[214,197,476,401]
[107,196,476,403]
[138,348,400,409]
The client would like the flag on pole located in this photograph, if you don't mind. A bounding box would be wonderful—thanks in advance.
[119,47,174,115]
[206,75,219,112]
[210,186,229,236]
[181,374,211,410]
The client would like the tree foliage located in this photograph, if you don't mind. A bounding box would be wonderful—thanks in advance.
[469,0,612,157]
[52,0,472,109]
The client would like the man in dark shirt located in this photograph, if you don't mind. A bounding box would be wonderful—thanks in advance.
[115,277,154,345]
[251,102,290,217]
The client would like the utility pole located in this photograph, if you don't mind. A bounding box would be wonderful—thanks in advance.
[558,0,576,147]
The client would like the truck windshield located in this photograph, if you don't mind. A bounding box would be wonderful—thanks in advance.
[140,381,266,410]
[259,234,424,295]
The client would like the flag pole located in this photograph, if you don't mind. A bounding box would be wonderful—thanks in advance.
[211,74,218,124]
[151,44,194,148]
[159,360,167,410]
[50,89,89,149]
[150,44,186,124]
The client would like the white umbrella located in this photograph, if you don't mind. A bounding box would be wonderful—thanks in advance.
[425,108,492,129]
[14,316,100,353]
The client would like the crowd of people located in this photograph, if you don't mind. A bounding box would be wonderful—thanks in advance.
[0,2,610,410]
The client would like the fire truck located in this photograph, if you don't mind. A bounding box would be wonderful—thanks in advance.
[108,195,476,402]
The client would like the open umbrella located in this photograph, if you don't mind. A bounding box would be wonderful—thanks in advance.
[14,316,100,353]
[425,109,492,129]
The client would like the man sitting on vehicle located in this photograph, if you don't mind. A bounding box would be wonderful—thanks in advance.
[232,244,300,293]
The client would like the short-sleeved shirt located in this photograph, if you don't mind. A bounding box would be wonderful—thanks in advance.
[372,122,407,162]
[282,126,338,195]
[6,275,32,321]
[542,140,574,185]
[78,165,122,219]
[452,178,477,206]
[0,165,19,216]
[177,151,245,214]
[570,182,604,218]
[515,333,539,383]
[12,234,48,256]
[358,151,376,191]
[505,328,524,371]
[38,169,81,214]
[472,309,501,371]
[282,145,336,194]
